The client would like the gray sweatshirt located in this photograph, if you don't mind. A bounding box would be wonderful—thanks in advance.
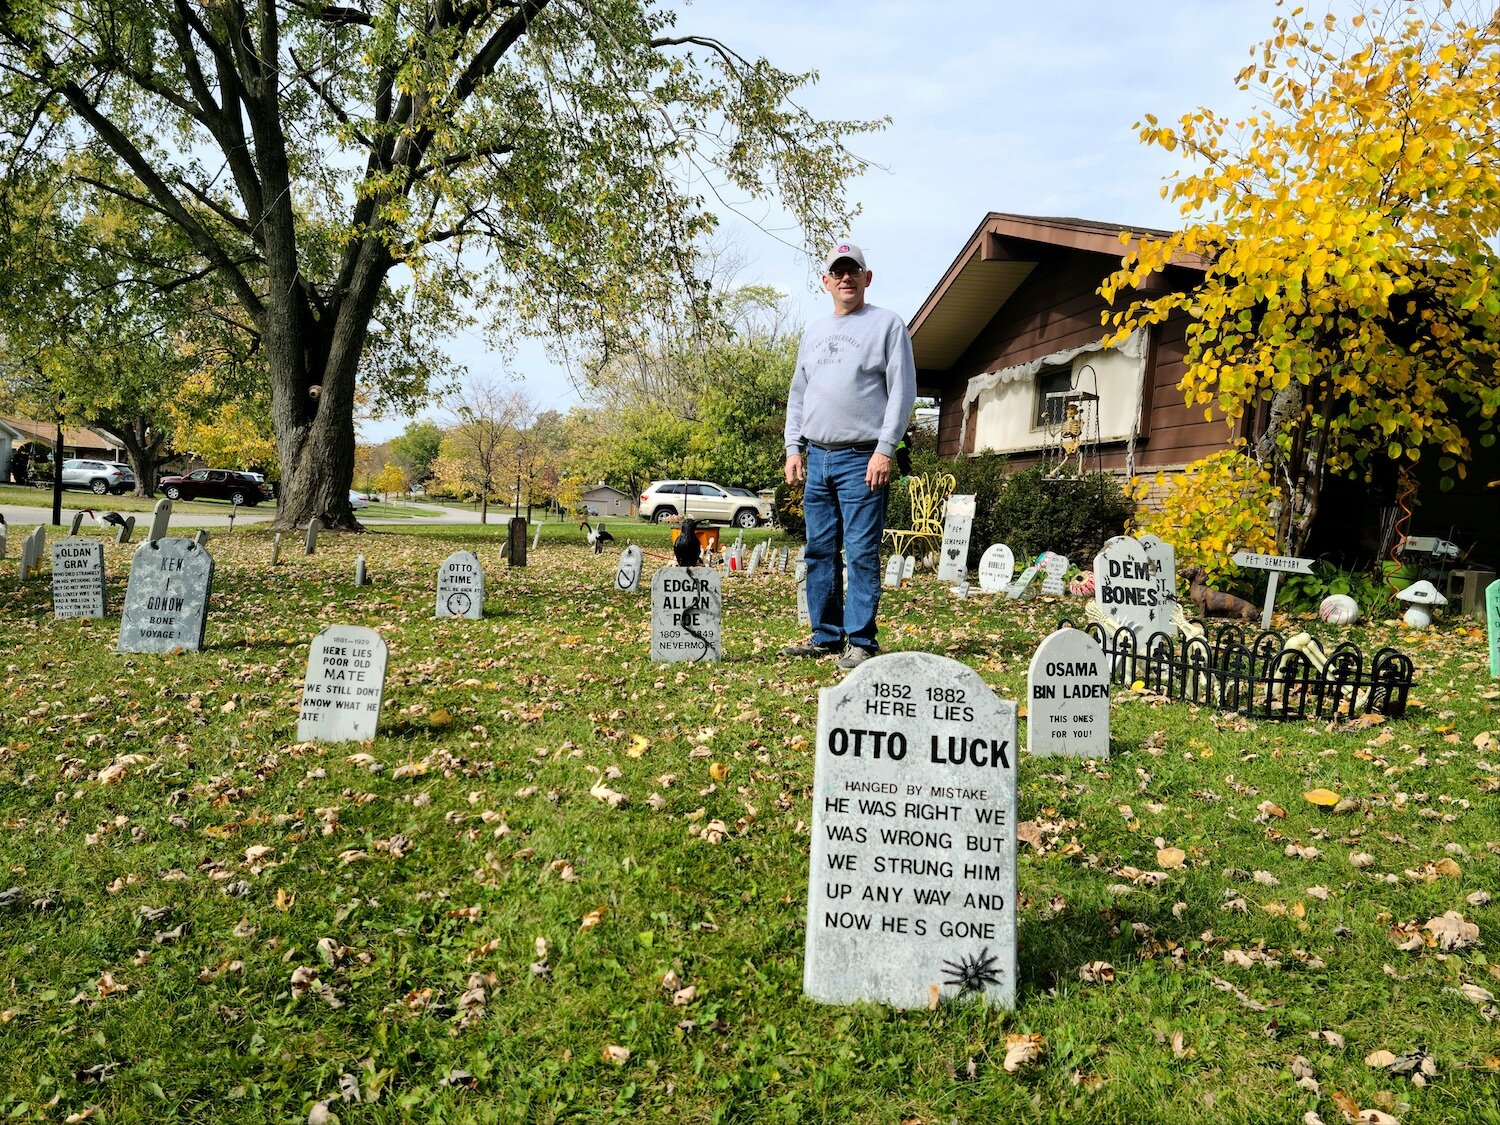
[784,304,917,459]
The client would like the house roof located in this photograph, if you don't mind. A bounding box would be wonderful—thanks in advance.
[0,417,123,452]
[583,483,629,499]
[908,212,1209,375]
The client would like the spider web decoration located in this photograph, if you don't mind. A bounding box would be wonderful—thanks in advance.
[941,946,1004,992]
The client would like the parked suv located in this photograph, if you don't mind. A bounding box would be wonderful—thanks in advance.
[158,469,267,506]
[638,480,771,527]
[60,458,135,496]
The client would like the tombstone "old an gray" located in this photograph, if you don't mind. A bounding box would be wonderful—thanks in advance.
[651,566,722,662]
[805,652,1017,1010]
[119,538,213,652]
[296,625,388,743]
[436,550,484,618]
[52,538,106,619]
[1026,627,1109,758]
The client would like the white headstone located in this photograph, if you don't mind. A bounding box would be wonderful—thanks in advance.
[936,495,976,583]
[118,538,213,652]
[614,545,643,591]
[271,532,283,567]
[902,555,916,585]
[883,555,904,589]
[746,542,764,577]
[977,544,1015,594]
[804,652,1017,1010]
[651,566,722,662]
[1138,534,1179,637]
[194,528,211,548]
[1040,552,1069,596]
[796,561,810,626]
[436,550,485,618]
[296,625,388,743]
[532,523,542,551]
[148,499,172,542]
[1005,564,1041,600]
[1026,628,1110,758]
[1094,535,1165,637]
[51,538,107,619]
[304,518,321,555]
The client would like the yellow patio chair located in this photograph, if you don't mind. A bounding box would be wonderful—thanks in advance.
[883,471,956,561]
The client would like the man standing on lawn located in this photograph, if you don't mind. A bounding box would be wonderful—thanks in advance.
[780,241,917,670]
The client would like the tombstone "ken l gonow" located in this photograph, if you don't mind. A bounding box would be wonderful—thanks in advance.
[436,550,485,618]
[118,538,214,652]
[805,652,1017,1010]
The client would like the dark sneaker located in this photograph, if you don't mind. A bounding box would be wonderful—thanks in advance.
[779,640,841,658]
[836,646,875,670]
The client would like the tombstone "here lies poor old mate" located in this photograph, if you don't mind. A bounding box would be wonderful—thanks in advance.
[297,625,388,742]
[805,652,1017,1010]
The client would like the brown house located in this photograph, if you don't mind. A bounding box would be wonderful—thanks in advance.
[910,212,1227,478]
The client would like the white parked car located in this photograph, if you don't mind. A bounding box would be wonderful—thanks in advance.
[638,480,771,527]
[348,489,371,510]
[60,458,135,495]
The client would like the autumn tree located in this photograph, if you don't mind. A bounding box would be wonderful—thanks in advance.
[1102,1,1500,553]
[0,1,879,531]
[389,420,444,487]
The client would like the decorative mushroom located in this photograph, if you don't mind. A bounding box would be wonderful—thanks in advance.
[1394,580,1447,628]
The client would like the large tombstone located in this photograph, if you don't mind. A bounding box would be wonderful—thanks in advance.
[651,566,722,663]
[614,545,643,592]
[1094,535,1165,638]
[118,538,214,653]
[296,625,388,743]
[436,550,485,618]
[804,652,1017,1010]
[1026,628,1110,758]
[1040,552,1070,596]
[148,499,172,543]
[936,495,977,583]
[1138,534,1179,637]
[51,538,107,620]
[977,544,1015,595]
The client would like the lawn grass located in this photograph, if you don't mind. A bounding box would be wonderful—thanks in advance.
[1,524,1498,1124]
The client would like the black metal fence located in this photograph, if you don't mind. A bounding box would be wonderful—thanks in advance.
[1057,619,1414,721]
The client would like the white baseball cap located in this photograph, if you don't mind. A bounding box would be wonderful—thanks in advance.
[823,241,867,273]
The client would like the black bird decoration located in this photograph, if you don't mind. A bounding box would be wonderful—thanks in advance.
[100,512,129,529]
[580,520,615,554]
[673,519,703,567]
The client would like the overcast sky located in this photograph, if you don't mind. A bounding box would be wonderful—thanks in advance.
[365,0,1344,442]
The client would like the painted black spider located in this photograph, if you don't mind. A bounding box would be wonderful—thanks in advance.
[941,946,1003,992]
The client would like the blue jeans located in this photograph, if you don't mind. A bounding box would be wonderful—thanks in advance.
[803,446,888,652]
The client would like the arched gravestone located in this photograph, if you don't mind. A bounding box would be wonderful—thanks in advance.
[1040,552,1070,596]
[883,554,905,589]
[615,545,643,591]
[1094,535,1165,638]
[1138,534,1179,637]
[1026,627,1110,758]
[804,652,1017,1010]
[651,567,722,663]
[296,625,388,743]
[148,498,172,543]
[118,538,214,652]
[977,544,1015,594]
[52,538,107,619]
[436,550,485,618]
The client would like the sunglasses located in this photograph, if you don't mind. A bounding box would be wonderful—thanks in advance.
[827,265,866,278]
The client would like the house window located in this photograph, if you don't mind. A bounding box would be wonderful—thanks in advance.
[1033,364,1074,428]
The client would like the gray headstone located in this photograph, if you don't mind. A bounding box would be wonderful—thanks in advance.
[304,518,321,555]
[883,555,905,589]
[355,555,368,586]
[271,532,283,567]
[977,544,1015,594]
[1026,628,1110,758]
[193,529,210,548]
[796,561,810,626]
[615,545,643,591]
[114,515,135,546]
[1095,535,1165,637]
[936,495,976,583]
[1040,552,1070,596]
[499,537,511,560]
[651,566,722,663]
[118,538,213,653]
[1138,534,1179,637]
[746,542,764,577]
[51,538,107,619]
[1005,564,1041,600]
[68,510,86,536]
[436,550,484,618]
[0,522,7,560]
[296,625,388,743]
[804,652,1017,1010]
[148,499,172,542]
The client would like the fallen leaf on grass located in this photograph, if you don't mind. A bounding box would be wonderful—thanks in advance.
[708,762,729,781]
[589,782,627,808]
[1002,1033,1045,1073]
[1156,847,1186,870]
[1078,961,1114,984]
[602,1045,630,1065]
[580,906,606,931]
[1303,788,1341,809]
[626,735,650,758]
[1425,912,1479,950]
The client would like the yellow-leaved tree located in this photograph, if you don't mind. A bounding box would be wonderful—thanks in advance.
[1104,2,1500,554]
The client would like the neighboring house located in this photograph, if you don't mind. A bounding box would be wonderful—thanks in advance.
[909,212,1220,481]
[581,483,632,518]
[0,418,125,481]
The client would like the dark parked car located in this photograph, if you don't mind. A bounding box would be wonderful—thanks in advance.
[158,469,267,506]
